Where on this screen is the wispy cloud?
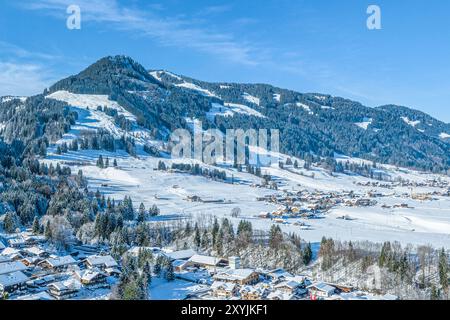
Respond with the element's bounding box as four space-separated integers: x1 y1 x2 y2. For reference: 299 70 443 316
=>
20 0 261 66
0 62 55 97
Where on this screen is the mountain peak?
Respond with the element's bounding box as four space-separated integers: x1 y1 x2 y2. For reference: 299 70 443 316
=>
49 55 159 95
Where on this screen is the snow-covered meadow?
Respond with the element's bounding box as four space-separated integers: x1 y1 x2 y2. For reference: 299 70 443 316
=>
44 91 450 249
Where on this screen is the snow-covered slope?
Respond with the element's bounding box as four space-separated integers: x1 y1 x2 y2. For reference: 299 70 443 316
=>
40 91 450 249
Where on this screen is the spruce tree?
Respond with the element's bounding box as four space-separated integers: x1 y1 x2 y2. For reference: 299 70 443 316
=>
32 216 40 234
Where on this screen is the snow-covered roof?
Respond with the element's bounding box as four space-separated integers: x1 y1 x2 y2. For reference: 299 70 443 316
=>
267 290 295 300
308 282 336 293
275 280 301 290
15 291 54 300
44 255 76 268
0 261 27 275
267 268 293 279
86 255 118 268
0 271 28 288
188 254 222 266
210 281 237 291
0 255 11 264
1 247 21 256
75 269 106 282
213 268 257 281
23 246 47 256
48 278 81 292
164 249 197 261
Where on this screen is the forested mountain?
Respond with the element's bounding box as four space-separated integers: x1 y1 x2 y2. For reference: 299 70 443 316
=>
3 55 450 173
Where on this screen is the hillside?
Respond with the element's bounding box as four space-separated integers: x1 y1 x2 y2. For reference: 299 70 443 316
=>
37 56 450 173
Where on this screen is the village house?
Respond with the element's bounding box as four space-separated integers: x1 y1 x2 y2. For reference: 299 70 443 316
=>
38 255 77 271
213 268 260 286
21 246 49 258
85 255 118 270
48 278 81 300
239 283 269 300
163 249 197 261
274 280 302 295
308 282 336 300
21 256 43 267
15 291 54 300
0 260 27 275
1 247 23 261
210 281 239 299
0 271 29 294
74 269 108 287
262 268 293 283
182 254 228 271
266 290 296 300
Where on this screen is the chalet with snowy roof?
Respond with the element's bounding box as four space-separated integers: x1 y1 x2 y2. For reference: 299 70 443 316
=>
15 291 54 300
183 254 228 271
0 255 11 264
240 284 269 300
85 254 118 270
307 282 336 300
263 268 293 283
0 260 27 275
210 281 239 299
164 249 197 261
21 256 43 267
266 290 296 300
0 271 28 294
274 280 302 294
74 269 108 287
38 255 77 271
213 268 260 286
21 246 49 258
0 248 23 262
48 279 81 300
8 237 26 248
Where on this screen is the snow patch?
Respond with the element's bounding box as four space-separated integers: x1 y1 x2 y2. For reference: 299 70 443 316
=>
175 82 218 98
354 118 373 130
273 93 281 102
439 132 450 139
295 103 314 115
401 116 420 127
242 93 260 106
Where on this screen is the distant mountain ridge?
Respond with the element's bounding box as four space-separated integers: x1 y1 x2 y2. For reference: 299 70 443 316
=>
4 55 450 173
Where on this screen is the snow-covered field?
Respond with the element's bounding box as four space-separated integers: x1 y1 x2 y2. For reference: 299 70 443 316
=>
45 92 450 249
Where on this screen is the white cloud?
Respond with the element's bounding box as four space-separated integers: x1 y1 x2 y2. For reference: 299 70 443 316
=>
0 62 54 97
21 0 260 66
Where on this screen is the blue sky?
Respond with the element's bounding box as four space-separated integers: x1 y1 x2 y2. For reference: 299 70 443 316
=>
1 0 449 122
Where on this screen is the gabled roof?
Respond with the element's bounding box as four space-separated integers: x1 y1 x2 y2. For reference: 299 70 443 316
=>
1 247 21 256
86 255 118 268
213 268 257 281
188 254 223 266
164 249 197 261
210 281 237 291
23 246 47 256
48 278 81 292
0 261 27 275
275 280 301 290
75 269 107 282
307 282 335 293
0 271 28 287
43 255 76 268
15 291 54 300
